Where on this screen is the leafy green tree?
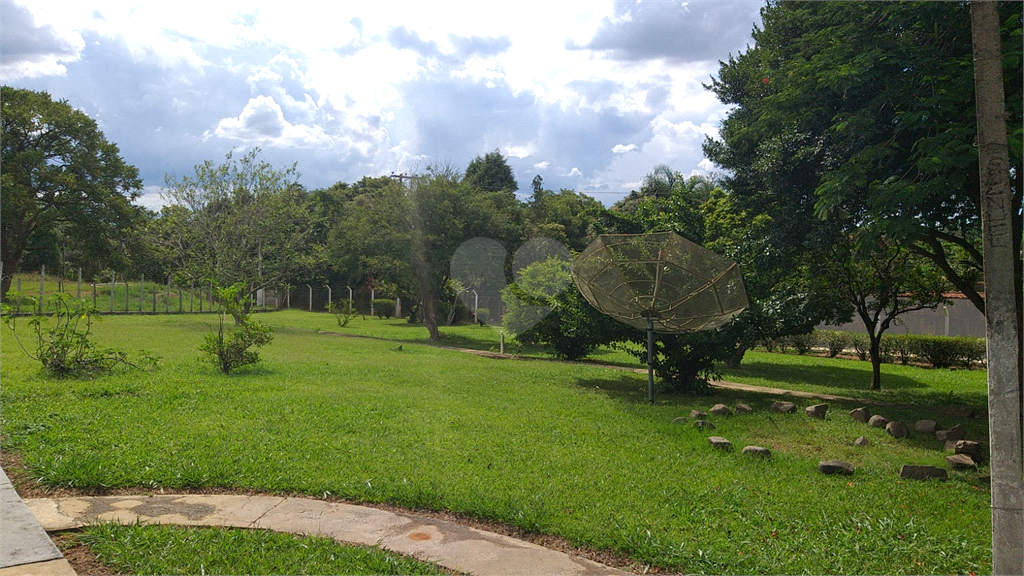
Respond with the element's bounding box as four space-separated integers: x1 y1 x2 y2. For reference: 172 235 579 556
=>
524 186 604 252
199 282 273 374
705 1 1023 314
1 86 144 297
464 150 518 193
158 149 320 322
816 233 950 390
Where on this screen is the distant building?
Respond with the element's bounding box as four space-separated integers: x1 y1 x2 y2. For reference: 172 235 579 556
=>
820 293 986 337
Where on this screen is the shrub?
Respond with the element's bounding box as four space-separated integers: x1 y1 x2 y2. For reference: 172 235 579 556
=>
200 283 273 374
885 334 915 365
760 338 777 353
816 330 849 358
327 300 355 327
2 293 156 378
913 335 983 369
849 332 869 361
787 332 816 355
372 298 396 319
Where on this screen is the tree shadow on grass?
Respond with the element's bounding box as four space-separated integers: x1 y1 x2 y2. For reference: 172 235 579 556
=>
724 361 928 392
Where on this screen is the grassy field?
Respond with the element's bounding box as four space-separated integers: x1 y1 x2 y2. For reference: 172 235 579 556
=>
64 523 448 575
1 310 993 574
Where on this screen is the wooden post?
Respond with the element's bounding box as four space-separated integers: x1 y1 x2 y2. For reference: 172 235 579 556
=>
39 264 45 313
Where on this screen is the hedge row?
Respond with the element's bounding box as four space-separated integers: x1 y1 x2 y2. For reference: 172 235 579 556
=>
762 331 986 369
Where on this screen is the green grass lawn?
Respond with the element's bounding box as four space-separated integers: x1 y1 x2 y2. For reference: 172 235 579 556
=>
70 523 448 575
1 310 993 574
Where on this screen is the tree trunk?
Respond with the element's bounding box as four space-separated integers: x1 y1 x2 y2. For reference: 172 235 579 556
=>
971 3 1024 574
422 296 440 340
868 333 882 391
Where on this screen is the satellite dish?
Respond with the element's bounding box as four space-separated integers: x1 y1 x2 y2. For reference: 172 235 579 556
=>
572 232 749 403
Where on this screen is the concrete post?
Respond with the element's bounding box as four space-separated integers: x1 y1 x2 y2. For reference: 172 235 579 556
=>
77 267 82 299
39 264 45 313
140 273 144 312
110 272 115 313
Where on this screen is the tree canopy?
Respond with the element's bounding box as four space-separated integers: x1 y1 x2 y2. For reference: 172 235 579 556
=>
1 86 144 298
705 1 1023 313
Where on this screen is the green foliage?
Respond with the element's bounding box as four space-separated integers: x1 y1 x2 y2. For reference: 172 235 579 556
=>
912 335 985 370
372 298 396 319
850 332 870 361
1 293 155 378
473 307 489 324
1 86 144 299
785 332 815 355
326 300 355 327
815 330 849 358
199 283 273 374
464 149 518 193
158 149 320 315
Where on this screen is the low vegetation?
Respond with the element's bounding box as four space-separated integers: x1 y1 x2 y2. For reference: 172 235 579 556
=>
0 311 992 575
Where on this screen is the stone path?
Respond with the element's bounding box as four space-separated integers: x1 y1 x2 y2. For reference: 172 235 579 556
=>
0 468 73 576
4 489 627 576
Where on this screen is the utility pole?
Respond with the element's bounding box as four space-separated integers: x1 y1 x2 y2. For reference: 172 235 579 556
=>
389 172 417 186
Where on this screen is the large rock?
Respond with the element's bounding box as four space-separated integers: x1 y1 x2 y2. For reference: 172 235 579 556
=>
770 401 797 414
868 415 890 428
850 407 870 423
671 417 688 424
944 440 959 453
854 436 870 447
734 404 753 415
936 424 965 443
946 454 978 470
954 440 984 460
742 445 771 458
693 420 716 431
710 404 732 416
690 410 708 419
818 460 855 475
914 419 938 434
899 465 948 481
708 436 733 451
885 421 909 439
806 404 828 419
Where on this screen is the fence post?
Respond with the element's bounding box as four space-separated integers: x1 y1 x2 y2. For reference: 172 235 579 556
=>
326 285 332 308
93 282 97 308
167 278 171 313
209 281 214 311
307 284 312 311
110 272 115 313
152 281 157 312
15 277 21 314
125 278 129 312
286 286 290 309
77 267 82 299
140 273 145 312
190 280 194 312
39 264 45 313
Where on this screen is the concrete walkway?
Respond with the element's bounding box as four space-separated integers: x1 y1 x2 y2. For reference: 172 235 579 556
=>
16 493 626 576
0 468 75 576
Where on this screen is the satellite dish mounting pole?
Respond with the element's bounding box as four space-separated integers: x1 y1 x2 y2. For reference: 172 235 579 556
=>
647 317 655 405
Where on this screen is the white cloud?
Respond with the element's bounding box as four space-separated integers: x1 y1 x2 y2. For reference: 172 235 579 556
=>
533 161 550 170
211 95 332 148
612 143 636 153
567 167 582 177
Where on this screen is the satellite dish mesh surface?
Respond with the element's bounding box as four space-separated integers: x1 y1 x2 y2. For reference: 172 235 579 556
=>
572 232 749 333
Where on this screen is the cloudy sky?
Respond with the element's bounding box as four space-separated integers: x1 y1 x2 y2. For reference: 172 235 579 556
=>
2 0 763 209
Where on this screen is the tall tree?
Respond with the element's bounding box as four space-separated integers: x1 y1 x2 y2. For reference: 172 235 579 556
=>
705 2 1022 313
1 86 143 298
158 149 320 321
464 150 518 193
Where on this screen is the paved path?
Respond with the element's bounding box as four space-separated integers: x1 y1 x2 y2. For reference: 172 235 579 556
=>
0 468 74 576
17 493 627 576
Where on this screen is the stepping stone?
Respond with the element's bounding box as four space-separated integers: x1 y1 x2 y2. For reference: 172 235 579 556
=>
734 403 753 414
671 417 688 424
710 404 732 416
899 465 948 481
770 401 797 414
936 424 965 443
914 419 938 434
690 410 708 419
805 404 828 419
954 440 984 460
708 436 733 451
742 445 771 458
868 415 889 428
854 436 870 447
818 460 854 475
850 407 870 423
944 440 959 452
946 454 978 470
693 420 716 431
885 421 909 439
